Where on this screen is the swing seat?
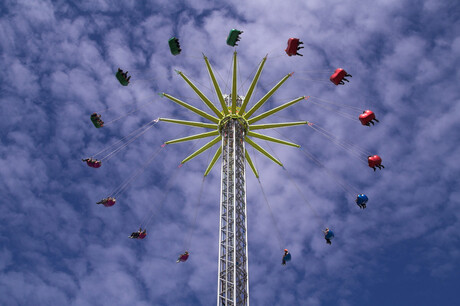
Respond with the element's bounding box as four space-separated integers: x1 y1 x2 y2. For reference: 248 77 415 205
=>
359 110 376 126
356 194 368 205
368 155 382 168
179 254 189 262
325 231 335 240
226 29 243 47
283 253 291 262
138 232 147 239
330 68 347 85
87 160 102 168
90 113 104 128
285 38 301 56
168 37 181 56
116 70 130 86
103 198 116 207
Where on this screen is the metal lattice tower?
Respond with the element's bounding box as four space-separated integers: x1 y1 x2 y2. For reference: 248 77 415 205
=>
159 52 308 305
218 95 249 305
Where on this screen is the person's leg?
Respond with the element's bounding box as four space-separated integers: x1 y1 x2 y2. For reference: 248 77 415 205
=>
374 119 379 122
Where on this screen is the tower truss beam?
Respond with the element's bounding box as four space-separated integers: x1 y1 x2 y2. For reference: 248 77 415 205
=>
218 95 249 306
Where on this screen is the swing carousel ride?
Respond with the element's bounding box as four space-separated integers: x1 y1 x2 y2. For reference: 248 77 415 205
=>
82 29 383 306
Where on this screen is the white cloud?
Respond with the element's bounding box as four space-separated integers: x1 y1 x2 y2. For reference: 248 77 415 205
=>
1 0 460 305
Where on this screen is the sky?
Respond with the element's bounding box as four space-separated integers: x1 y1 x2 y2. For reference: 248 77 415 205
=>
1 0 460 305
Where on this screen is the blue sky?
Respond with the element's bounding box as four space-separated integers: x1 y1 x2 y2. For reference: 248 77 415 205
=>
1 0 459 305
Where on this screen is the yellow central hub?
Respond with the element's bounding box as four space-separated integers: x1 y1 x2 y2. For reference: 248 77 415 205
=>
218 111 249 135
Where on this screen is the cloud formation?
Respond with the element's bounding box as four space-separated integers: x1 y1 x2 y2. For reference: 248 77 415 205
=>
1 0 459 305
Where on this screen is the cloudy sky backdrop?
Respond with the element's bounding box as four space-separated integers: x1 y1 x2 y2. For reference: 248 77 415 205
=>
1 0 459 305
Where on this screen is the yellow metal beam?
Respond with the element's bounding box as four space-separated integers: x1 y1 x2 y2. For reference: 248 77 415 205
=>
245 137 283 167
244 72 293 119
159 118 218 129
161 93 219 123
165 130 219 144
247 131 300 148
203 55 228 115
240 55 267 115
250 121 309 130
175 71 223 118
245 149 259 178
181 136 221 164
204 146 222 176
248 96 306 124
231 51 237 114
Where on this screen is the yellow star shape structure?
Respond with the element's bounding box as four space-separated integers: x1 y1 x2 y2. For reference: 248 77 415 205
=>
160 51 310 178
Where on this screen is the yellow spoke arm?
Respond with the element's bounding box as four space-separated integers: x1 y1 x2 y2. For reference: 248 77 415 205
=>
245 137 283 167
247 131 300 148
204 146 222 176
165 130 220 145
240 55 267 114
248 96 307 124
231 51 237 114
244 72 293 119
245 149 259 178
176 70 223 118
159 118 218 129
161 93 219 123
250 121 309 130
203 54 228 115
181 136 221 164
